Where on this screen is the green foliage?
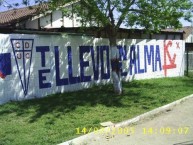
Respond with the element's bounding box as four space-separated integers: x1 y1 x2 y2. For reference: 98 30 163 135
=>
0 0 192 32
48 0 193 31
0 77 193 144
1 0 192 38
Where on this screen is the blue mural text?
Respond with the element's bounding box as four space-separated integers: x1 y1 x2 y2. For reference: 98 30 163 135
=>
36 45 162 89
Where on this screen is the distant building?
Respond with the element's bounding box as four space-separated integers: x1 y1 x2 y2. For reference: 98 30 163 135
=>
180 26 193 43
180 26 193 73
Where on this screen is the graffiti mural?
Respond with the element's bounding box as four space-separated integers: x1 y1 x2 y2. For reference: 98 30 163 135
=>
0 53 12 79
0 34 185 104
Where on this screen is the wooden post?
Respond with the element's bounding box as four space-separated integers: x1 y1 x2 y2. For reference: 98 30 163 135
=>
186 47 189 76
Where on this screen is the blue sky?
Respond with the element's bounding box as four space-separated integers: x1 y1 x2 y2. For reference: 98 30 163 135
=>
180 18 192 26
0 0 192 27
0 0 37 11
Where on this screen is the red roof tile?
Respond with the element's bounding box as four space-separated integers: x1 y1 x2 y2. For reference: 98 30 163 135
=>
0 3 49 25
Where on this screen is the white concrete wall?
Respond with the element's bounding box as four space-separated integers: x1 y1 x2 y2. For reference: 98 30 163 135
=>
0 34 185 104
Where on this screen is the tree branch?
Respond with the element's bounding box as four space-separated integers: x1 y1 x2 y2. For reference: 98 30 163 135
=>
81 0 110 26
116 0 136 28
107 0 115 25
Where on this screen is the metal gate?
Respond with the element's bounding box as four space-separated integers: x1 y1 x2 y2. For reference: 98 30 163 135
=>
185 43 193 77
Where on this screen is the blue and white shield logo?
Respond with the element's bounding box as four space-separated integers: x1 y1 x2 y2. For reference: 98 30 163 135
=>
11 39 34 96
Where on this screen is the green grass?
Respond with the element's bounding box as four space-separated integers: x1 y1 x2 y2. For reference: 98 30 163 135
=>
1 76 193 145
185 70 193 78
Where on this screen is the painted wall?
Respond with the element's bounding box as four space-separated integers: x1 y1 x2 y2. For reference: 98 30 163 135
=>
0 34 185 104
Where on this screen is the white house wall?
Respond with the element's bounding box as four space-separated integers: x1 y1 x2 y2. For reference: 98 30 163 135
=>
0 34 185 104
25 8 87 29
185 35 193 43
40 13 52 28
52 10 63 28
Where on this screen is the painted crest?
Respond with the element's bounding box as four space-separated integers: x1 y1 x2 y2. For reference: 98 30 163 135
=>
11 39 34 96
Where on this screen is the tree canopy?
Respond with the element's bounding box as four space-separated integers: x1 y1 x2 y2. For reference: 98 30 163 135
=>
48 0 193 31
1 0 192 31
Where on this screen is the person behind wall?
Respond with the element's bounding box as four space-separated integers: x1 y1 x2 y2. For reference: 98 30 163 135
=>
111 46 122 95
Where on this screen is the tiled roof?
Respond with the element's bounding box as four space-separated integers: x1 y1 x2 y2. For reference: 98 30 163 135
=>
163 26 193 40
180 26 193 39
0 3 49 26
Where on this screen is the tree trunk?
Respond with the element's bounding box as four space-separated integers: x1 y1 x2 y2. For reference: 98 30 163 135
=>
108 26 122 95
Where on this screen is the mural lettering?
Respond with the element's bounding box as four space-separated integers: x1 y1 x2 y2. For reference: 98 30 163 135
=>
163 40 177 76
37 45 110 88
35 44 163 89
129 45 162 75
118 45 127 76
0 35 184 103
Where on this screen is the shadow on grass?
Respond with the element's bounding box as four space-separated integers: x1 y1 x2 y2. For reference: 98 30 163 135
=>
1 77 193 123
0 81 143 123
0 83 141 123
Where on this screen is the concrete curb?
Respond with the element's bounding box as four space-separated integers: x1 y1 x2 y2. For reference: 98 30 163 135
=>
58 94 193 145
115 94 193 128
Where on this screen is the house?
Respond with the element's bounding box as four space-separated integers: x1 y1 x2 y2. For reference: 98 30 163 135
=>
180 26 193 43
0 2 184 40
180 26 193 73
0 2 83 29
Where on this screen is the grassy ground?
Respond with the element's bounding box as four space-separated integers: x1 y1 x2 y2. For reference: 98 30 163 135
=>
186 70 193 78
0 76 193 145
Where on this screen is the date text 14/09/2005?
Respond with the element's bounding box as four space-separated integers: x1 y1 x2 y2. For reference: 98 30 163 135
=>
76 126 190 135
